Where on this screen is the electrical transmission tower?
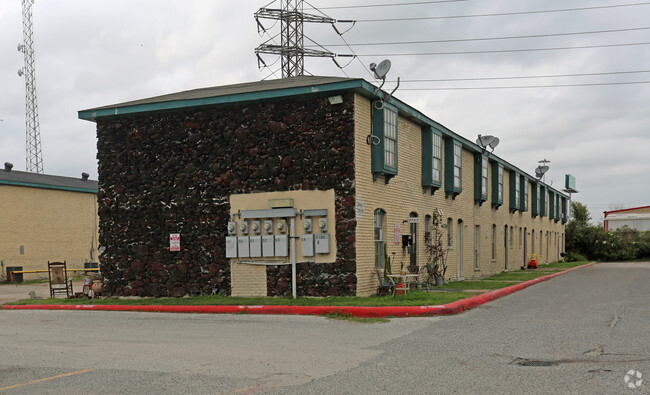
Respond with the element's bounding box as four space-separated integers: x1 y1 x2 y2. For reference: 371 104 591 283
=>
17 0 43 174
255 0 351 78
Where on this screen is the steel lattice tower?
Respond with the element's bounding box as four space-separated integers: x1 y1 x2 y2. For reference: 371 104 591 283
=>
18 0 43 174
255 0 336 78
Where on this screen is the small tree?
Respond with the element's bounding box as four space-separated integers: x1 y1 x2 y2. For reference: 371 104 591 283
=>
423 208 448 285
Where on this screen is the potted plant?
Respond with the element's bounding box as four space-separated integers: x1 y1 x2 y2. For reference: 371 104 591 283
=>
423 208 448 286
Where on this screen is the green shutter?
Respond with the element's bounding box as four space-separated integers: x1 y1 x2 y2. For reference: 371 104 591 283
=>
444 139 462 198
509 171 518 212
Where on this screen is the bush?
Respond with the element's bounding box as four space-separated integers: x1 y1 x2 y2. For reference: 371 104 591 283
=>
564 251 586 262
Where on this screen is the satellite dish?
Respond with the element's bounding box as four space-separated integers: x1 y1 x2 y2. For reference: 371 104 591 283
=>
370 59 391 80
535 165 549 179
476 134 499 152
17 69 24 77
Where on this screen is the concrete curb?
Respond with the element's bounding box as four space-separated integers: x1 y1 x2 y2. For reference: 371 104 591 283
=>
1 263 595 317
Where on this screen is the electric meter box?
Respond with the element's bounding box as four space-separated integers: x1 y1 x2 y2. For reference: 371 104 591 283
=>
274 234 289 257
249 236 262 257
315 234 330 254
238 236 250 258
262 235 275 257
300 234 314 257
226 236 238 258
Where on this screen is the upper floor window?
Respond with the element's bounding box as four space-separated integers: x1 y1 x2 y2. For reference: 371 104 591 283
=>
522 178 529 212
384 108 397 168
421 127 442 194
371 103 398 183
481 157 488 197
432 133 442 183
444 139 462 198
492 162 503 209
453 144 462 189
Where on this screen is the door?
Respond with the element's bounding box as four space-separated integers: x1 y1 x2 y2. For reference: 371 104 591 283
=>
523 228 528 267
474 225 480 270
409 212 418 267
457 219 464 279
504 225 508 271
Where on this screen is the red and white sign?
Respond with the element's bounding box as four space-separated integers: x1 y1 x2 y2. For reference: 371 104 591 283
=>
170 233 181 252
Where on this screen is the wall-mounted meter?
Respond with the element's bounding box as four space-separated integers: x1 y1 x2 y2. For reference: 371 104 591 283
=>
239 221 249 235
263 220 274 234
303 218 313 233
318 218 328 232
251 220 261 234
277 219 287 233
227 221 237 235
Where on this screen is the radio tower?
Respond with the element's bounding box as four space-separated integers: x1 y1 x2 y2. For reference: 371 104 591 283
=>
17 0 43 174
255 0 340 78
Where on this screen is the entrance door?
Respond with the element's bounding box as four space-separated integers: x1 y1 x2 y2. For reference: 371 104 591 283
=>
474 225 480 270
457 219 464 279
409 212 418 267
523 228 528 267
504 225 508 271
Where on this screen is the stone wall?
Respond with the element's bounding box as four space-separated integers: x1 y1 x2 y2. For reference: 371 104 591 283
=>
96 93 356 297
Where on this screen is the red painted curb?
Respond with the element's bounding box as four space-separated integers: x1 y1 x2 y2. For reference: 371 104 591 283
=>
1 263 594 317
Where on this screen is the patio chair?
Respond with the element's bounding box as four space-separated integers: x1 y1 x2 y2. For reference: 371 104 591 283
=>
48 261 73 298
375 268 396 298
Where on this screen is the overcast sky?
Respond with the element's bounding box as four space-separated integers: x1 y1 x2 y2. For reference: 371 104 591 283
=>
1 0 649 223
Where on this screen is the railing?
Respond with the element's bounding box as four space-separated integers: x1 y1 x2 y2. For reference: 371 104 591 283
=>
8 268 100 283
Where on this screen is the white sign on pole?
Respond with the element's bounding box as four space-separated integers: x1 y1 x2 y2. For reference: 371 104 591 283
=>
170 233 181 252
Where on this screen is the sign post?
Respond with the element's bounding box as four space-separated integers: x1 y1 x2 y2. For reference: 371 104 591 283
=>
170 233 181 252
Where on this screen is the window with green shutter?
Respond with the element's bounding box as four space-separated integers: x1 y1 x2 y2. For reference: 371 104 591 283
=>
492 162 503 209
371 103 398 183
510 171 520 212
444 139 462 198
474 154 488 205
421 127 442 194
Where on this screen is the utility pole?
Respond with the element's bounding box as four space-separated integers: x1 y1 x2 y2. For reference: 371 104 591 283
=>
255 0 346 78
17 0 44 174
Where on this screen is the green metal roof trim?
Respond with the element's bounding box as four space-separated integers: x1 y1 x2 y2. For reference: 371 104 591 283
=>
0 169 98 194
78 75 566 198
0 180 97 194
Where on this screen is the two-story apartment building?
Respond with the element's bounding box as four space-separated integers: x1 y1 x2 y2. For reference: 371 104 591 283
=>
79 76 567 297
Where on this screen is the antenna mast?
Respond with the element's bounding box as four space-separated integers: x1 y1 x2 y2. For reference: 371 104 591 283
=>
255 0 340 78
17 0 43 174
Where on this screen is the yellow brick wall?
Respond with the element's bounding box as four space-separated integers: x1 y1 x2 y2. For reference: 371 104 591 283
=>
354 94 565 296
0 185 99 278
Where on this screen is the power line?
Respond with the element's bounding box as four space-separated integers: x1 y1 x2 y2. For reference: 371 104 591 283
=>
356 41 650 56
308 0 468 10
309 26 650 48
399 80 650 90
351 2 650 22
394 69 650 83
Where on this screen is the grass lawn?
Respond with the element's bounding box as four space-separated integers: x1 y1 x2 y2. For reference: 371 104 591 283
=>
5 261 591 307
7 290 472 307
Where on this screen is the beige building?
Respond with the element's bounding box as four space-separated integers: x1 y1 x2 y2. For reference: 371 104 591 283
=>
0 162 99 281
79 76 567 297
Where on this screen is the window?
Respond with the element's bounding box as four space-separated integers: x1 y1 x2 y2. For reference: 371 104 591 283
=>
371 103 398 183
384 108 397 168
421 127 442 194
492 162 503 208
522 178 529 212
444 139 462 198
482 157 488 197
374 209 386 269
447 218 453 248
510 226 513 247
510 172 520 212
424 215 432 246
454 144 462 189
475 154 488 204
432 133 442 182
535 184 541 217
